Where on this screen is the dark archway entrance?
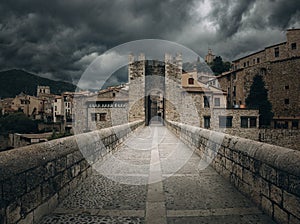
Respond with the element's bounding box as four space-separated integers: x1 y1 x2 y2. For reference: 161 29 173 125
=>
146 91 164 125
144 60 166 126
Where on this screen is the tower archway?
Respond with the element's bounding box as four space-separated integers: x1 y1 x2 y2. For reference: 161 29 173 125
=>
146 90 164 125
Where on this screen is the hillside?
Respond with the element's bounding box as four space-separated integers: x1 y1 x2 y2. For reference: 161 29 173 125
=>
183 61 213 74
0 69 77 98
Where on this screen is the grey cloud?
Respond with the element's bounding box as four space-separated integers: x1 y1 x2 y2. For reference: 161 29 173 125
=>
201 0 300 60
209 0 256 39
0 0 299 87
0 0 197 85
209 0 300 39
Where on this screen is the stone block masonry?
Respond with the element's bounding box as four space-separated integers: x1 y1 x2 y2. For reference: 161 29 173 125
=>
166 120 300 224
259 129 300 151
0 120 144 224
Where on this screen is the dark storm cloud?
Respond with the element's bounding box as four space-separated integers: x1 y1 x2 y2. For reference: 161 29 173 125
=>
0 0 299 87
203 0 300 60
268 0 300 28
209 0 256 38
0 0 198 84
209 0 300 39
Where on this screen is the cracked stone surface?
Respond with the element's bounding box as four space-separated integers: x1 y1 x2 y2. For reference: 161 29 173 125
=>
39 124 275 224
40 214 144 224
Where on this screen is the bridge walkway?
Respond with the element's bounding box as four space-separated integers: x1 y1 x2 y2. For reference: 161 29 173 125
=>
39 124 275 224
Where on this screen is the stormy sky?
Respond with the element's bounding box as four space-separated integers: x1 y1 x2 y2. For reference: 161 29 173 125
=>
0 0 299 87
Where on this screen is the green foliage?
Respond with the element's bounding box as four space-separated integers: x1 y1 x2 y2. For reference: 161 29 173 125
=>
0 112 38 134
246 75 274 127
210 56 231 75
48 131 72 140
0 69 77 98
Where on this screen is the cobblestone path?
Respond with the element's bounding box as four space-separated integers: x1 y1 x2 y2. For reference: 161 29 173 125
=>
39 124 275 224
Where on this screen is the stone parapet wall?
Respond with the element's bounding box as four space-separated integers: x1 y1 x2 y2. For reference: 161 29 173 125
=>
166 120 300 224
259 129 300 151
0 120 144 224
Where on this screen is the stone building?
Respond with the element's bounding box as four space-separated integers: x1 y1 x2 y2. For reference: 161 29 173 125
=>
53 92 78 133
11 93 43 118
0 98 14 115
37 86 51 97
127 53 259 139
86 86 129 131
8 132 52 149
73 53 259 139
9 86 55 122
216 28 300 129
128 53 184 125
53 96 64 123
73 86 129 133
205 48 215 64
181 71 259 139
36 86 56 122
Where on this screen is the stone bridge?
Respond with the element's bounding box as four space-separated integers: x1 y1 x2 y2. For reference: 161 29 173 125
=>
0 120 300 224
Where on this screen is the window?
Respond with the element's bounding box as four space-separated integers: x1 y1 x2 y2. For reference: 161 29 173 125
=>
233 86 236 97
260 68 267 76
100 113 106 121
91 113 107 121
247 61 249 67
292 121 299 129
112 92 116 97
250 117 257 128
244 62 246 67
275 47 279 57
275 121 288 129
257 58 260 63
285 85 289 90
204 116 210 129
188 78 194 85
54 106 57 111
241 117 257 128
204 96 210 108
214 98 220 106
241 117 248 128
91 113 97 121
219 116 233 128
253 59 255 64
291 43 297 50
284 99 289 105
233 73 236 80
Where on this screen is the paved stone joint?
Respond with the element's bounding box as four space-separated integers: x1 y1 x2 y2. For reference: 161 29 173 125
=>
39 124 275 224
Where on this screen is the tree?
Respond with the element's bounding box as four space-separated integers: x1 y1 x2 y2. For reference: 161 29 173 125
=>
0 112 38 134
246 75 273 127
210 56 231 75
223 61 231 72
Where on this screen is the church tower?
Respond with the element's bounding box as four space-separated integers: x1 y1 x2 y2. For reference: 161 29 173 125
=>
205 48 215 64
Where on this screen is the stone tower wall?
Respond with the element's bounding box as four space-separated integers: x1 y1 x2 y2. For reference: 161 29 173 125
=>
128 54 146 122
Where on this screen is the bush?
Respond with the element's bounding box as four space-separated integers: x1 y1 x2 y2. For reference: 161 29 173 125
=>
0 112 38 134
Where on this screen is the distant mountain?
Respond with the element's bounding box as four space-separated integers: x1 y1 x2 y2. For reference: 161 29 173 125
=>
0 69 77 98
183 61 213 74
